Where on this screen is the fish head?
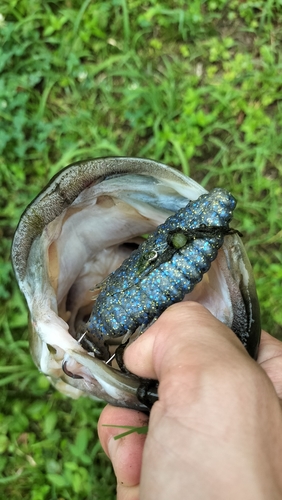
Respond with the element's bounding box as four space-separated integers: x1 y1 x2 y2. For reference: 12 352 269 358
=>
12 157 260 410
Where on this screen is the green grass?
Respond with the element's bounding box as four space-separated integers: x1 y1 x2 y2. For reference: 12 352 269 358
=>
1 0 282 497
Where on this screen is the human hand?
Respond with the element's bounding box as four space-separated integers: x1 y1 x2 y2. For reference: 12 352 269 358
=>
98 302 282 500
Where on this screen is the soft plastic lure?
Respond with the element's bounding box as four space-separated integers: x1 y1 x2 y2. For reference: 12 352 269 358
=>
84 188 237 360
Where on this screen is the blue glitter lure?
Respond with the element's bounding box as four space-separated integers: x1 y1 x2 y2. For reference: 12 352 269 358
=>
85 188 237 360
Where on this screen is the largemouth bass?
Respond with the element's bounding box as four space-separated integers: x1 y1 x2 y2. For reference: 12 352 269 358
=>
11 158 260 411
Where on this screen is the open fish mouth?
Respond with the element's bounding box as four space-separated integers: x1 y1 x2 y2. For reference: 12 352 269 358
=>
11 157 260 411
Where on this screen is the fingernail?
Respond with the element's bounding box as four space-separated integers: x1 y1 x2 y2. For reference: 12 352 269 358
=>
108 436 119 461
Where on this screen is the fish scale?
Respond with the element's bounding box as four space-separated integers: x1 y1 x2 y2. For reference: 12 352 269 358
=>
85 188 237 359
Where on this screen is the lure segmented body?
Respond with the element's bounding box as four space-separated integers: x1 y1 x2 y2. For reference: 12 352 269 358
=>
86 188 236 359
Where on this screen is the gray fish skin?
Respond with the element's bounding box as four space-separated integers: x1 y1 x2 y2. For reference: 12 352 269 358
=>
87 188 236 358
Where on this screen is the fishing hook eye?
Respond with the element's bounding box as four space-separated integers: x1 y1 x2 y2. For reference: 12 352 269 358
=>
148 250 158 262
